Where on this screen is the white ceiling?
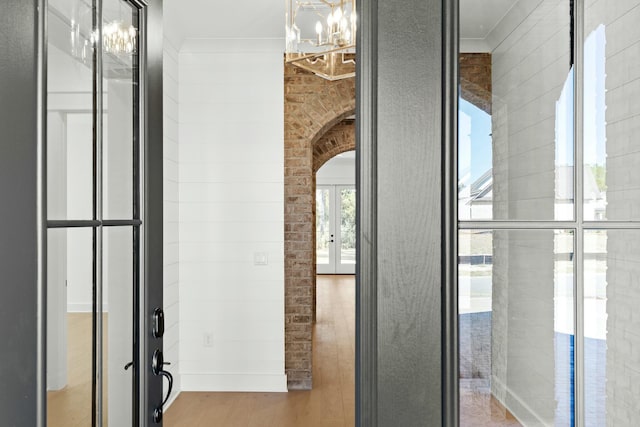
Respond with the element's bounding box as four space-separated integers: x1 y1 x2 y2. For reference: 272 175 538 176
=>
164 0 515 49
460 0 515 39
164 0 285 45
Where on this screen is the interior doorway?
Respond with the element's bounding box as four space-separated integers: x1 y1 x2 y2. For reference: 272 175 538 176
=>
316 182 356 274
315 150 357 276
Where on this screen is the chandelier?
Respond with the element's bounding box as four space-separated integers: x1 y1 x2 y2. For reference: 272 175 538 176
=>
67 2 137 64
102 21 137 55
285 0 356 81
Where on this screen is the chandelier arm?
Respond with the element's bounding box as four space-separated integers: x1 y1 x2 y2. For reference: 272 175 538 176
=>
285 44 355 63
287 0 355 80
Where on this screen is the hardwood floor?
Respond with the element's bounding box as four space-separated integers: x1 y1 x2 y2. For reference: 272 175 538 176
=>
47 313 94 427
48 277 520 426
460 384 522 426
165 274 356 427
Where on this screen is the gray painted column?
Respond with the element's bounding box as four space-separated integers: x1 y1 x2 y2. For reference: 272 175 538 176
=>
0 1 42 425
357 0 448 425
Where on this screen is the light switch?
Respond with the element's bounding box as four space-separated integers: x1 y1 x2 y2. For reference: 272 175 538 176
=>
254 252 268 265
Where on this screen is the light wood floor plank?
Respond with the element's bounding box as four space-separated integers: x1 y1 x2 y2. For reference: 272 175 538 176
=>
165 275 355 427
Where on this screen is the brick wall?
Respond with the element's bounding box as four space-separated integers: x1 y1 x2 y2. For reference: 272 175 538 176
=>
460 53 492 114
284 63 355 389
313 120 355 172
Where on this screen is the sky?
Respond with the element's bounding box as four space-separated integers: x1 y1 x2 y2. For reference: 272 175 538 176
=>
458 24 606 188
459 97 492 185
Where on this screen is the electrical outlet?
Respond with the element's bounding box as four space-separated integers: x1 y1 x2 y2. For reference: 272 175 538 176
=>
203 333 214 347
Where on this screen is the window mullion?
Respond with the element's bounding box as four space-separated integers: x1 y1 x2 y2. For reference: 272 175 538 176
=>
93 0 105 424
573 0 586 425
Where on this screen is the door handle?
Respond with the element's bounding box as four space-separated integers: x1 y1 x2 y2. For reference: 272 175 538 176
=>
152 349 173 423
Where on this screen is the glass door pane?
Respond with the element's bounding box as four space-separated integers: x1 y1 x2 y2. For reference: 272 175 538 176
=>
316 186 334 273
46 1 143 425
47 228 95 427
336 186 356 274
103 227 136 426
458 229 575 426
583 2 640 221
102 0 139 220
459 1 576 425
458 0 574 221
584 229 640 426
47 0 95 221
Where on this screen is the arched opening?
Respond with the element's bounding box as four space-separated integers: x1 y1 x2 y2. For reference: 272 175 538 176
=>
284 63 355 389
312 119 356 317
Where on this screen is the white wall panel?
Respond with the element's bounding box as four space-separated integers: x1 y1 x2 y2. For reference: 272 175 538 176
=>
178 203 284 223
179 182 284 203
316 155 356 186
163 34 181 405
178 38 285 392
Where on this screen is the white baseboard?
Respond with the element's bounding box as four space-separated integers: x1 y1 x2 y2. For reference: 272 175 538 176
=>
492 376 550 426
164 388 180 410
47 370 67 391
181 373 288 393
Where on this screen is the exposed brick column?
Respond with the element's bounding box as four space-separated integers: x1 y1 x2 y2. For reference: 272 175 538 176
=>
460 53 492 114
284 63 355 389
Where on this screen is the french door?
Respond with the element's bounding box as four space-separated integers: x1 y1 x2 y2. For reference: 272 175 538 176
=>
317 185 356 274
44 0 166 425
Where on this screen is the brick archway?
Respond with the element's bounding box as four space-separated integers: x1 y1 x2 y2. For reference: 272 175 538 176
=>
313 119 356 173
284 63 355 389
310 119 355 343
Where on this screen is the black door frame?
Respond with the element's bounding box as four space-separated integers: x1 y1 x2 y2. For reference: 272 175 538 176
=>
143 0 165 424
0 1 45 425
0 0 163 425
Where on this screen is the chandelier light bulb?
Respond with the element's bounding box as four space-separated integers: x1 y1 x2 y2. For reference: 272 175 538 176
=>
102 21 137 55
334 7 342 22
316 21 323 44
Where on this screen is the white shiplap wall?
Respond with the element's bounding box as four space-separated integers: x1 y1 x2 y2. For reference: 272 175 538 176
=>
178 39 286 392
487 0 571 424
585 1 640 425
163 35 181 404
